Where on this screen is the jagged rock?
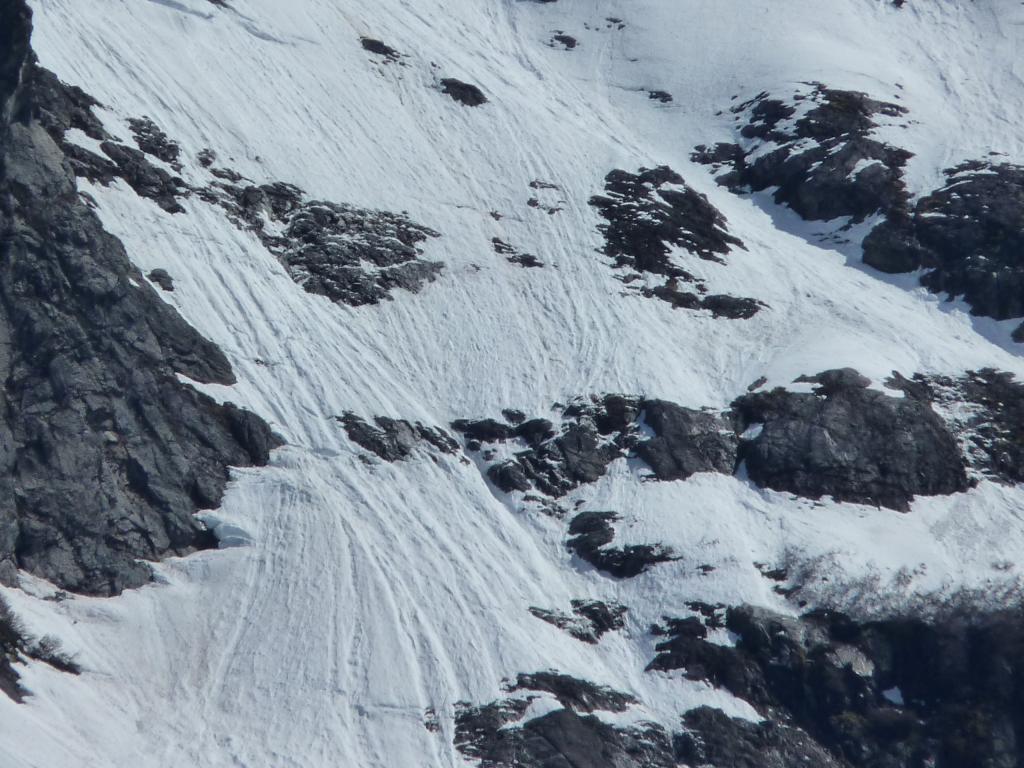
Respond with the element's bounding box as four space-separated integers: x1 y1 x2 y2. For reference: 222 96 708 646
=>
651 603 1024 768
648 90 673 103
127 116 181 168
863 162 1024 332
635 399 738 480
590 165 743 272
491 237 544 268
511 671 636 713
695 85 911 223
205 180 443 306
451 418 515 443
889 368 1024 485
440 78 487 106
339 413 458 461
640 283 763 319
0 594 79 702
529 599 627 643
0 11 281 595
360 37 402 63
456 394 739 498
589 166 761 317
677 707 846 768
96 140 187 213
147 268 174 291
455 673 677 768
567 511 677 578
733 369 968 510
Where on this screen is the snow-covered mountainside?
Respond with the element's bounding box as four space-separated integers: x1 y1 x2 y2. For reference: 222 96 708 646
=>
3 0 1024 765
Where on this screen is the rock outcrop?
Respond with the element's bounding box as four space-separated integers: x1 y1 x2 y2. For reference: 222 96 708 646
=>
0 2 280 595
589 166 763 317
733 369 969 510
694 85 911 223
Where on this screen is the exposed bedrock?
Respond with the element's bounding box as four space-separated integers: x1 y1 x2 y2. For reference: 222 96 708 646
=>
863 162 1024 338
338 413 458 461
454 672 677 768
693 85 911 223
732 369 969 510
696 86 1024 339
455 369 988 511
0 3 280 596
589 165 764 317
654 604 1024 768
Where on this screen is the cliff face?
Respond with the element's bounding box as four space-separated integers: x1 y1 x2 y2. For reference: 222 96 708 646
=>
0 1 278 596
5 0 1024 766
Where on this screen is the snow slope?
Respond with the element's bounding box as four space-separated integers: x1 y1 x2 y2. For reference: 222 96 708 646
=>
3 0 1024 765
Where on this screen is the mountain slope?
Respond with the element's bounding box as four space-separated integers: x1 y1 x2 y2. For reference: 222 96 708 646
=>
3 0 1024 766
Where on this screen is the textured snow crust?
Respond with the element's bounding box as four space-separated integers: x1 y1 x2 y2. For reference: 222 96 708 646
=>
4 0 1024 765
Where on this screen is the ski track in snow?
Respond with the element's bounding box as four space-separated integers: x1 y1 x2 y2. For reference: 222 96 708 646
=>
3 0 1024 765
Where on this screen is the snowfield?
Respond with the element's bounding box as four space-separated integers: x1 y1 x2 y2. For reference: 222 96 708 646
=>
4 0 1024 765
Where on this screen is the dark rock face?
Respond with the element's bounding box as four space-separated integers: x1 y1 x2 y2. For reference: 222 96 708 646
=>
338 413 458 461
639 281 763 319
678 707 845 768
491 237 543 268
127 116 181 169
864 162 1024 336
653 604 1024 768
695 85 911 223
0 594 80 702
0 6 280 595
203 178 443 306
889 368 1024 485
455 394 739 499
510 671 636 713
566 511 677 578
27 49 444 308
589 166 762 317
148 267 174 291
455 673 677 768
440 78 487 106
591 166 743 269
26 69 189 214
636 399 739 480
733 369 968 510
360 37 403 63
529 599 627 643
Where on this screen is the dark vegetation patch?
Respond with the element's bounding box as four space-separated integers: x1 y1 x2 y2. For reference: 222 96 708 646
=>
338 413 458 462
589 166 762 317
0 7 281 596
653 603 1024 768
529 599 627 643
440 78 487 107
0 595 80 702
455 672 676 768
